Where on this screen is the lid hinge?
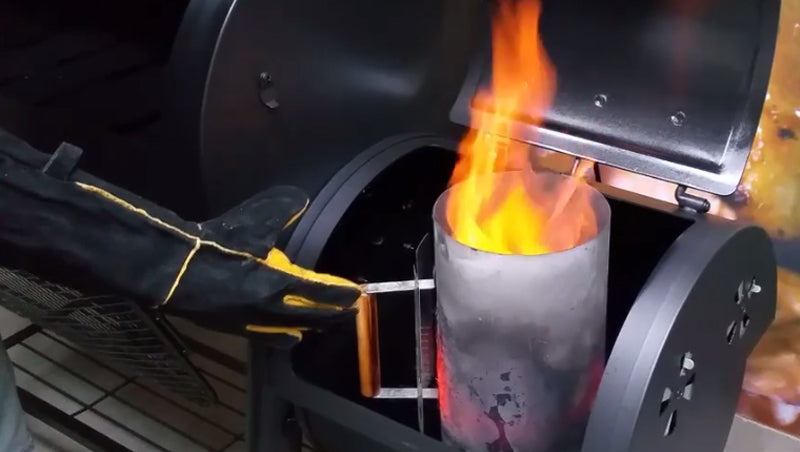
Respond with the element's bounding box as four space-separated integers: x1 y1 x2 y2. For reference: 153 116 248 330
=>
675 185 710 214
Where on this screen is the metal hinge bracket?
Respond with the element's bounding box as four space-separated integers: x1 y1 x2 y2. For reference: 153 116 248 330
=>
674 185 710 214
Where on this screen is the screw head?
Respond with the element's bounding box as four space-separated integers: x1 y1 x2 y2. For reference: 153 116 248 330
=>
258 72 273 88
670 111 686 127
593 94 608 108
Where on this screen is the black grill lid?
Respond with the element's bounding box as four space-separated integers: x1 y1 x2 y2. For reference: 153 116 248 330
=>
450 0 780 196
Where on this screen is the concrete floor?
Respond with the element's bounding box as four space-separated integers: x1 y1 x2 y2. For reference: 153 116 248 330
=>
1 306 249 451
4 302 798 452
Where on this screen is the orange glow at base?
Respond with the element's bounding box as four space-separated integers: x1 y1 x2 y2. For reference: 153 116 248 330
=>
446 0 597 255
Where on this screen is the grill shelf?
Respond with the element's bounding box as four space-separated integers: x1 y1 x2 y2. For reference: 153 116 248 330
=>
0 266 217 407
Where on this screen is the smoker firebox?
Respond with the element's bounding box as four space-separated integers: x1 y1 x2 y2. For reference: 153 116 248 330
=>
0 0 783 450
247 1 781 448
258 142 776 452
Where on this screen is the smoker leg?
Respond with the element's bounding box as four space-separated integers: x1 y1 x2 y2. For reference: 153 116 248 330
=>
251 342 456 452
247 340 302 452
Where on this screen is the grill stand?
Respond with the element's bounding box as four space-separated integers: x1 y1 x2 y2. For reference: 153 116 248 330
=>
247 341 456 452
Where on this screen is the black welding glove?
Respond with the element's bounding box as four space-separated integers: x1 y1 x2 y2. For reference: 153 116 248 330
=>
0 129 363 342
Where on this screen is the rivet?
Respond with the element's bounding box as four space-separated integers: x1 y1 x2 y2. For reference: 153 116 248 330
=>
670 111 686 127
593 94 608 108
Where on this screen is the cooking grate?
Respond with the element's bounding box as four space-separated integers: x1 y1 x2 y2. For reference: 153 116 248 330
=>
0 266 217 407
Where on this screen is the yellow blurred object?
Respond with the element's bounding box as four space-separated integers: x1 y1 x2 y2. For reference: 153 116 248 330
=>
774 268 800 326
737 1 800 435
746 316 800 405
744 268 800 409
737 0 800 239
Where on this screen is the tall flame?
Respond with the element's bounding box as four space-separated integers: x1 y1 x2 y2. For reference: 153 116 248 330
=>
446 0 597 255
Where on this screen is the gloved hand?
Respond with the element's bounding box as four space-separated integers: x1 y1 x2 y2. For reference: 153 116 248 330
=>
0 129 363 343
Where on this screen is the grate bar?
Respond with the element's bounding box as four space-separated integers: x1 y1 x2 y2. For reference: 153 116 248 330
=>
0 267 216 406
17 388 132 452
13 344 217 449
2 324 41 348
70 377 135 417
41 331 241 434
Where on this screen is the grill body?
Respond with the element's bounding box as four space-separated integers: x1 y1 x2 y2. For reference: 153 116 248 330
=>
0 0 784 450
278 144 776 452
164 0 779 450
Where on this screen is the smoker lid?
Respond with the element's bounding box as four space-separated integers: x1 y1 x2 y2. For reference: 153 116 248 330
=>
450 0 780 196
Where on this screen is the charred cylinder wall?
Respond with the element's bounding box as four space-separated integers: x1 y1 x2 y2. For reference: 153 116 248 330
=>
433 172 611 452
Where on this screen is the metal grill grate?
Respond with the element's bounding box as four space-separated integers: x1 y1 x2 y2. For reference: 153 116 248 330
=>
0 266 217 406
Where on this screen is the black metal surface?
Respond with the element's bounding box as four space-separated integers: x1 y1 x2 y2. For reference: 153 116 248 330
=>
675 185 711 213
450 0 780 196
285 134 458 265
583 219 777 452
252 187 776 452
281 140 698 451
0 2 780 450
0 0 193 216
161 0 235 217
286 143 456 451
169 0 485 215
247 343 298 452
17 388 131 452
248 342 458 452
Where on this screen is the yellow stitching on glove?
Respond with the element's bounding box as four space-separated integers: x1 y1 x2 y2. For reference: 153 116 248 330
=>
282 198 309 231
283 295 346 311
75 182 361 309
162 238 201 305
77 182 256 259
245 325 308 339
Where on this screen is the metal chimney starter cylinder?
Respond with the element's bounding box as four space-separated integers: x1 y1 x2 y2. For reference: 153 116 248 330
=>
434 171 611 452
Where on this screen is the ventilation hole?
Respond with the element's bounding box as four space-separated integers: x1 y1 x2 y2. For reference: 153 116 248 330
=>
664 411 677 436
683 374 695 401
726 320 737 344
735 281 744 305
660 387 672 415
680 352 694 377
740 313 751 337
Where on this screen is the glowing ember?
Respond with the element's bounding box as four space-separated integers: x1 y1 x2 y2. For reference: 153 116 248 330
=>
446 0 597 255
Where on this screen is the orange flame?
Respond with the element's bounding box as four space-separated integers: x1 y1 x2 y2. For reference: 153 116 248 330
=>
446 0 597 255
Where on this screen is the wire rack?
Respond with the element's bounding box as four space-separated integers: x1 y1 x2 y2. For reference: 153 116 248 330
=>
0 266 217 407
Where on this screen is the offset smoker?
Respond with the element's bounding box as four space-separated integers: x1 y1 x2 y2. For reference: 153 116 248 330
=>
165 0 781 451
